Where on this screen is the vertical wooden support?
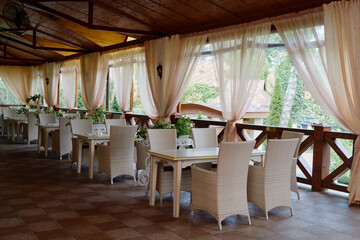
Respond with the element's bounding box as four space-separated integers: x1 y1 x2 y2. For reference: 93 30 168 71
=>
312 123 331 191
57 71 61 107
88 1 93 25
105 68 110 111
129 82 134 111
33 30 36 47
177 101 181 113
75 68 78 108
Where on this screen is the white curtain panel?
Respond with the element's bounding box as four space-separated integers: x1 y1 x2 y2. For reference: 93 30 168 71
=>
43 62 61 107
61 60 80 109
324 1 360 205
80 52 109 111
275 3 360 204
0 66 34 104
144 34 207 119
209 22 271 141
109 48 142 116
135 49 157 118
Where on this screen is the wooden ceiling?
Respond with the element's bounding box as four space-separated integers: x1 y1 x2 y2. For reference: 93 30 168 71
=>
0 0 334 65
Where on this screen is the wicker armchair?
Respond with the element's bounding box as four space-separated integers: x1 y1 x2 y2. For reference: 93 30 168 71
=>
247 139 298 219
38 113 56 148
70 119 93 166
3 108 15 139
191 141 256 230
104 119 126 134
23 112 38 144
97 125 137 184
52 117 72 159
147 129 192 203
281 131 304 199
192 128 218 170
38 113 56 124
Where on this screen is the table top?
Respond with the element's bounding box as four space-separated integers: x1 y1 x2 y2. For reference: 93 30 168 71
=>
146 147 265 161
7 117 27 121
74 133 110 140
36 123 59 128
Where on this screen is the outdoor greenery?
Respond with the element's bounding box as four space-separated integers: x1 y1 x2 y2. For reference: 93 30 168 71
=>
181 82 219 104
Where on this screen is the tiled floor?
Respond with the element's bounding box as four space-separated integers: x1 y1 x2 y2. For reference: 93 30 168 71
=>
1 138 360 240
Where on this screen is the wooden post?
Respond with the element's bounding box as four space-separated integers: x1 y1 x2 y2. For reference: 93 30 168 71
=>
177 101 181 113
129 82 134 112
312 123 331 191
75 68 78 108
105 69 109 111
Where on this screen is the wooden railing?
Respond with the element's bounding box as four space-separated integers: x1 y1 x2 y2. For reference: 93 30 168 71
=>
124 113 355 193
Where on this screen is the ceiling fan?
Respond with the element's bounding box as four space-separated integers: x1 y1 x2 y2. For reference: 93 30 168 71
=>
2 1 30 34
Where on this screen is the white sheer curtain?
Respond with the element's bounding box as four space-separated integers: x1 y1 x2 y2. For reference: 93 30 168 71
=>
208 22 271 141
135 49 156 117
80 52 109 111
43 62 61 107
0 66 34 105
274 4 360 204
143 34 207 119
61 60 79 109
109 48 143 117
324 1 360 205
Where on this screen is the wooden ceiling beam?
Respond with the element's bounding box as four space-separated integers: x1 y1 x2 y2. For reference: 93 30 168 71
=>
0 34 89 52
0 14 88 50
0 45 46 63
0 41 48 59
22 0 163 36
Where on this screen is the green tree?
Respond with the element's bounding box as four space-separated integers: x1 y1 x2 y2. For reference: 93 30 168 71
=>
110 96 121 112
265 77 283 126
181 82 219 103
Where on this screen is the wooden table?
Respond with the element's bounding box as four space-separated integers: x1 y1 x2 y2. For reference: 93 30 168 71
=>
37 123 59 157
7 117 27 143
146 147 265 218
74 133 110 179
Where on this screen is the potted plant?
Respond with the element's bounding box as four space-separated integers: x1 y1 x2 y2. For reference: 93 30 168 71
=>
88 107 106 132
175 116 194 138
15 107 29 117
26 94 42 109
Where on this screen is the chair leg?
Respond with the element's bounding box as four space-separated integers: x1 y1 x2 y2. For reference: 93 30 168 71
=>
159 194 163 204
59 155 62 160
191 210 194 217
296 191 300 200
265 211 269 220
217 220 222 230
110 178 113 184
247 215 252 225
290 207 294 216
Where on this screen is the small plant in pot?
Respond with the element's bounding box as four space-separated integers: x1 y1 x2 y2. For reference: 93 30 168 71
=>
175 116 194 139
87 107 106 132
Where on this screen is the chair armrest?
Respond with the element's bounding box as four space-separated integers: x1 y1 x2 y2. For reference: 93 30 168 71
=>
248 165 265 182
97 144 110 154
192 166 217 185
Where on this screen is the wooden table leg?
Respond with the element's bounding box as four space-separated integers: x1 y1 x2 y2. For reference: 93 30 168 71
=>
149 156 158 207
44 129 49 157
17 123 21 143
11 120 15 142
89 140 95 179
37 127 42 154
7 120 10 139
173 161 182 218
77 139 82 173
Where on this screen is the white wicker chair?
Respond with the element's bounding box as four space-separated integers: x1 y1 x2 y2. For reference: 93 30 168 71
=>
147 128 192 203
192 128 218 170
247 139 298 219
105 119 126 134
191 141 256 230
23 112 38 144
52 117 72 159
70 119 93 166
38 113 56 124
97 125 137 184
281 131 304 200
3 108 15 139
